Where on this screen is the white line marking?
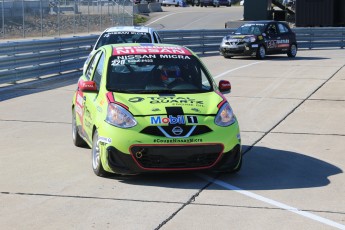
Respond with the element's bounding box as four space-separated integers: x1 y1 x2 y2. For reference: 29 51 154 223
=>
145 13 178 26
213 61 265 79
145 11 201 26
198 174 345 230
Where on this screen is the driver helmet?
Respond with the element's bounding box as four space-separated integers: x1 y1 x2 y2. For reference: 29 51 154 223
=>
160 65 181 85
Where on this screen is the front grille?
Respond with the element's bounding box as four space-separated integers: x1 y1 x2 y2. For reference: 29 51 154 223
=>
130 144 223 169
140 125 212 137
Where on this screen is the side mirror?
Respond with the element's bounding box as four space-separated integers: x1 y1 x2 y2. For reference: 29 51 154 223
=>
218 80 231 94
78 80 98 92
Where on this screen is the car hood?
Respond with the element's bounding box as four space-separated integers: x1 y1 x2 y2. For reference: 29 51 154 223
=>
112 92 225 116
225 34 253 40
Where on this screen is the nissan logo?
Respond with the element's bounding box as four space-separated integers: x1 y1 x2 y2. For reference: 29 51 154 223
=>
172 126 183 136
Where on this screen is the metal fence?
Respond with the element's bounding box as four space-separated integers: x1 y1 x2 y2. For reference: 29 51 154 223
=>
0 0 134 39
0 27 344 87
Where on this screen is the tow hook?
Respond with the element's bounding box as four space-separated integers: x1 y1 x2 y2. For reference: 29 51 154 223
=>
135 148 145 159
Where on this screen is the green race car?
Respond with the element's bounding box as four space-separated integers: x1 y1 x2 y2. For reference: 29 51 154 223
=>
72 43 242 177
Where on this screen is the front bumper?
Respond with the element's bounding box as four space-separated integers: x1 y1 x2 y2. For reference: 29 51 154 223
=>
106 143 241 174
220 44 257 56
98 119 241 174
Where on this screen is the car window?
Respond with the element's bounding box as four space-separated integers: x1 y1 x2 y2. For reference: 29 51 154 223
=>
95 31 152 49
106 55 213 93
85 51 102 80
235 23 265 35
277 23 289 34
92 52 105 91
267 23 278 35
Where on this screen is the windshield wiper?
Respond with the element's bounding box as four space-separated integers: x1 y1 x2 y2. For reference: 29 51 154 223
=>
107 88 134 93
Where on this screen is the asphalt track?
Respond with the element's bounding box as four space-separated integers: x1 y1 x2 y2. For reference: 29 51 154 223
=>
1 6 345 230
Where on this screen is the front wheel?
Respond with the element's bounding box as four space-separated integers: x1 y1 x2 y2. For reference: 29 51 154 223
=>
256 45 266 60
287 43 297 57
92 130 109 177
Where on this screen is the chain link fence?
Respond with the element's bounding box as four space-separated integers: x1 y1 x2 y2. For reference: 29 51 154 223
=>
0 0 134 39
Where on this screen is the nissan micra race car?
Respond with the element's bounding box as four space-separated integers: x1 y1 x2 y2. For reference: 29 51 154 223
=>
220 20 297 59
83 26 162 73
72 43 242 177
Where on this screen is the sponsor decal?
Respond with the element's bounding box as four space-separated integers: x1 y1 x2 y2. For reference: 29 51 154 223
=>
150 115 198 125
267 39 290 49
104 31 148 36
76 93 84 106
191 108 201 113
153 138 203 143
75 104 83 116
75 92 84 117
98 136 112 144
187 115 198 124
276 39 290 44
147 96 204 107
151 115 185 125
277 44 290 48
128 97 145 103
112 46 192 55
252 44 259 48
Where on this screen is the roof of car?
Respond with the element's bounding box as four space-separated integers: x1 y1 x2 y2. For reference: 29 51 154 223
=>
104 26 153 33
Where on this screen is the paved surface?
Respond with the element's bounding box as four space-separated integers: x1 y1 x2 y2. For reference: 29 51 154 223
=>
145 5 244 30
1 49 345 229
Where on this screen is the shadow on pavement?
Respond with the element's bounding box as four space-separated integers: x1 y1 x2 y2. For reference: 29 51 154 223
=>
118 145 342 191
0 72 80 102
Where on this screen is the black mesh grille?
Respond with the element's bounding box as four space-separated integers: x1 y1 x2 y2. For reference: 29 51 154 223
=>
140 125 212 137
130 144 223 169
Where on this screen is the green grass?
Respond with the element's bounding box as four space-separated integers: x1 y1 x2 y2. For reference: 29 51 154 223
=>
134 14 149 25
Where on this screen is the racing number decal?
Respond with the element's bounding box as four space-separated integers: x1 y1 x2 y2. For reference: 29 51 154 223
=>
267 40 277 49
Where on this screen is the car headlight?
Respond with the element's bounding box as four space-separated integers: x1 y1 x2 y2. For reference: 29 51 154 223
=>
243 36 256 43
215 102 236 127
106 103 137 128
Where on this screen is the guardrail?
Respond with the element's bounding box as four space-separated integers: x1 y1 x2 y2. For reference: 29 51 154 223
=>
0 27 344 87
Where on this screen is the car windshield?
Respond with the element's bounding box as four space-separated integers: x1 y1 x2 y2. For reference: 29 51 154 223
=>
95 31 152 49
235 23 266 35
106 55 214 94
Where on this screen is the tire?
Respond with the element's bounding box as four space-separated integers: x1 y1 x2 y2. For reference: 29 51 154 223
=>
287 43 297 57
72 108 87 147
92 130 109 177
224 55 233 59
256 45 266 60
231 154 242 173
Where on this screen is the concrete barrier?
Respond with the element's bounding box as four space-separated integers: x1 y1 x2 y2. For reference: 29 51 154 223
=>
137 3 150 14
148 2 163 12
133 5 139 14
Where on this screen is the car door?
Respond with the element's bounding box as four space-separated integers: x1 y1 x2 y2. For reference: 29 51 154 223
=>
265 22 280 53
276 22 292 52
82 50 105 143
